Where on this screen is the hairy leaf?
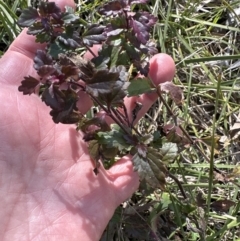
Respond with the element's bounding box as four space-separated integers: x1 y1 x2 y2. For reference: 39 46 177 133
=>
88 140 100 163
17 7 39 27
18 76 40 95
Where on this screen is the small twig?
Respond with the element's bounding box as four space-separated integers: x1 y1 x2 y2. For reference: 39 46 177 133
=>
168 172 188 199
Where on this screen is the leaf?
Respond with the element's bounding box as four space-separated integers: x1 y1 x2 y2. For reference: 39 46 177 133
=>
83 24 106 47
130 18 149 44
132 153 161 188
58 35 80 49
88 140 100 163
160 143 178 163
101 146 119 160
61 6 79 24
147 157 167 190
163 123 190 145
38 1 61 17
127 78 154 96
27 22 45 36
93 45 121 69
88 140 101 175
35 32 51 43
17 7 39 27
98 1 128 16
210 200 235 212
34 50 53 70
97 124 131 151
159 82 183 105
85 66 129 107
129 12 157 44
37 65 57 81
81 116 110 133
18 76 39 95
227 166 240 179
42 85 80 124
48 42 66 59
87 68 119 85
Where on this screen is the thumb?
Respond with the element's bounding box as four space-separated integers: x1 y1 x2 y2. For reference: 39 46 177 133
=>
107 156 139 205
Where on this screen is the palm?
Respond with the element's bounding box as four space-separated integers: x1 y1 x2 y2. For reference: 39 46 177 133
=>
1 75 134 240
0 1 175 240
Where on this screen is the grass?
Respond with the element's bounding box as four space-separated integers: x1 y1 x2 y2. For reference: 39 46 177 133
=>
1 0 240 240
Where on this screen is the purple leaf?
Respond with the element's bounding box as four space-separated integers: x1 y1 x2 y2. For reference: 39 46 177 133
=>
58 36 80 49
37 65 57 79
34 50 53 70
42 85 80 124
98 1 129 16
27 22 45 35
129 12 157 44
83 24 106 47
17 7 39 27
87 80 129 107
38 1 61 17
18 76 40 95
130 18 149 44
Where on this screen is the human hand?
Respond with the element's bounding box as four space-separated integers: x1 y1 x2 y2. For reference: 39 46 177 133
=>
0 0 175 240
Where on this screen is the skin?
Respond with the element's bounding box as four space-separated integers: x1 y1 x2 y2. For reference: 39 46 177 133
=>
0 0 175 240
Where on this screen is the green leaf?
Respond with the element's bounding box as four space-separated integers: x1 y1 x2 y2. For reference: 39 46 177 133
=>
61 6 79 24
88 140 100 161
97 124 131 151
110 46 121 68
127 78 154 96
160 143 178 163
48 42 66 59
35 32 51 43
